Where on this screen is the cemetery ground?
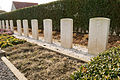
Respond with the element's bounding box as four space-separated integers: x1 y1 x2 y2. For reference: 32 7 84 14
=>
1 34 84 80
0 28 120 80
3 43 84 80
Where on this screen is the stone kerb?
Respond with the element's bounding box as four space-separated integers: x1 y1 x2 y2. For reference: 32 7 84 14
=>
17 20 22 36
60 18 73 49
23 20 29 37
5 20 9 29
31 19 38 40
88 17 110 55
43 19 52 43
10 20 14 31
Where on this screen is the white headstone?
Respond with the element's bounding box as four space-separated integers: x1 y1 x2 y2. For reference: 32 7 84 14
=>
43 19 52 43
0 20 1 29
88 17 110 55
5 20 9 29
23 20 29 37
31 19 38 40
17 20 22 36
2 20 5 29
60 18 73 48
10 20 14 31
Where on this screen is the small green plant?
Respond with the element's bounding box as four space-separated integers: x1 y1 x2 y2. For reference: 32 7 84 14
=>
71 46 120 80
0 34 26 48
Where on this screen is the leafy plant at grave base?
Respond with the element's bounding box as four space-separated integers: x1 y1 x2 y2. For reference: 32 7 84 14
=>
0 34 26 48
1 42 13 48
71 46 120 80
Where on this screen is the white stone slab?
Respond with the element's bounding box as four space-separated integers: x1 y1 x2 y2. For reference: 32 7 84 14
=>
60 18 73 48
2 20 5 29
5 20 9 29
10 20 14 31
23 20 29 37
43 19 52 43
31 19 38 40
0 20 2 29
17 20 22 36
88 17 110 55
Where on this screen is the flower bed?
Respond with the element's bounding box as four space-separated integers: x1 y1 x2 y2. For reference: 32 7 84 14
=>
0 34 26 48
0 29 13 35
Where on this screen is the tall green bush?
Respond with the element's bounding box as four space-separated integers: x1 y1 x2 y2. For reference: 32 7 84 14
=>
0 0 119 34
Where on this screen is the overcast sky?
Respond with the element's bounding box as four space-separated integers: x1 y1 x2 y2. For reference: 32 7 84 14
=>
0 0 57 12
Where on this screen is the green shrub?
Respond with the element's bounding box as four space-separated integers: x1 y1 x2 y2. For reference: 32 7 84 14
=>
71 46 120 80
0 0 119 35
0 34 26 48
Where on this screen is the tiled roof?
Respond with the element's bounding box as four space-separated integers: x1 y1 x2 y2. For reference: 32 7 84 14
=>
13 1 38 9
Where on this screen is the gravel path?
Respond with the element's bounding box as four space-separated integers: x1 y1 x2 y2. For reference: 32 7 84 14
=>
0 59 18 80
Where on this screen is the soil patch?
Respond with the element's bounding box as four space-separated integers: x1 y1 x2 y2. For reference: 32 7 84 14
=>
14 27 120 48
3 42 84 80
28 28 120 48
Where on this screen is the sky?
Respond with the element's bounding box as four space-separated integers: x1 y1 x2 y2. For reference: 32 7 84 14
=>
0 0 57 12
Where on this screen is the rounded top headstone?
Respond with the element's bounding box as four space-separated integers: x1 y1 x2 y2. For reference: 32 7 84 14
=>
31 19 38 21
43 19 52 21
61 18 73 20
90 17 110 21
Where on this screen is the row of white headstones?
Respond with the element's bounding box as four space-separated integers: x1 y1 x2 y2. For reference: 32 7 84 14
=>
0 17 110 55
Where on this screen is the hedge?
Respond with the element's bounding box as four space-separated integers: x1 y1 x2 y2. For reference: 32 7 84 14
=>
0 0 119 35
71 46 120 80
